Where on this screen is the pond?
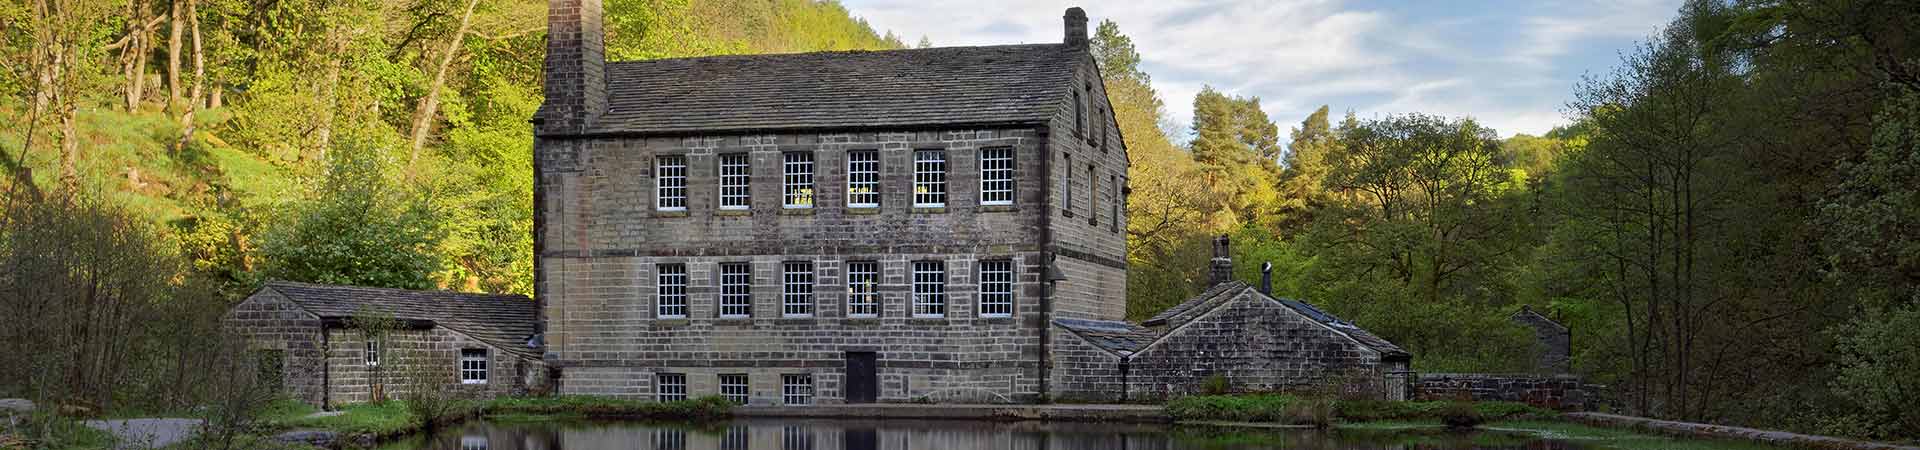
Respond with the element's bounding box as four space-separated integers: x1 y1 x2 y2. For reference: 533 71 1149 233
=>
380 418 1590 450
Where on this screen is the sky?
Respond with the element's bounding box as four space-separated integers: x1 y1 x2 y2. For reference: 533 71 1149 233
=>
839 0 1682 139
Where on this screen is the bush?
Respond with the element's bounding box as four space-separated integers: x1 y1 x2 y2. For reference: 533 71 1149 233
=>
1281 397 1333 428
1200 374 1232 395
1165 394 1298 422
1440 402 1484 429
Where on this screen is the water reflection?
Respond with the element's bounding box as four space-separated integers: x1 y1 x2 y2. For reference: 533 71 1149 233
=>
397 419 1586 450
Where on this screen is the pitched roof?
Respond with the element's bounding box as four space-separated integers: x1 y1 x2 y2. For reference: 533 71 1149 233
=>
259 281 540 358
1141 281 1410 360
1053 318 1159 356
586 44 1082 135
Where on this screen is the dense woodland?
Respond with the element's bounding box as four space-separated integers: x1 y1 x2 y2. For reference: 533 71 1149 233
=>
1 0 1916 441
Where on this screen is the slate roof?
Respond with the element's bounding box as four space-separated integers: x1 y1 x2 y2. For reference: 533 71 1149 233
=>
1052 318 1159 356
260 281 540 358
587 44 1082 134
1140 281 1410 360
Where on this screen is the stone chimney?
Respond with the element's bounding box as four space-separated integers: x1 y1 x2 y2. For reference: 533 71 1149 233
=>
1064 7 1089 48
537 0 607 134
1210 235 1232 285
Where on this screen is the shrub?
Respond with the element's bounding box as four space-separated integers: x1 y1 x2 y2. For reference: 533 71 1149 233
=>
1281 397 1333 428
1440 401 1484 429
1165 395 1298 422
1200 374 1232 395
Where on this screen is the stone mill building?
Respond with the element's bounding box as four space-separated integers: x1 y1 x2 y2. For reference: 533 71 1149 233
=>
533 0 1128 404
528 0 1410 405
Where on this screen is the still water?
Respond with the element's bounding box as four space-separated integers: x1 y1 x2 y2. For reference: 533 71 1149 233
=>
384 419 1587 450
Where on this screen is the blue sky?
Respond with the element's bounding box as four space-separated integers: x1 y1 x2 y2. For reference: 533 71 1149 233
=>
840 0 1681 139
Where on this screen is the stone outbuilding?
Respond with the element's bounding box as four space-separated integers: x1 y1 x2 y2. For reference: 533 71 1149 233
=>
224 281 548 408
1512 305 1571 374
1047 239 1413 402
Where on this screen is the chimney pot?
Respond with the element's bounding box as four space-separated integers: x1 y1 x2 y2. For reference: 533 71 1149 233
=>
1064 7 1089 48
1259 262 1273 295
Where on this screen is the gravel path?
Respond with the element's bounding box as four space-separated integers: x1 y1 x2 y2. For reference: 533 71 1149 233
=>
82 418 203 449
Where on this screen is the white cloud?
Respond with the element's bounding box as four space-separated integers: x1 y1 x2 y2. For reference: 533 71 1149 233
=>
841 0 1679 138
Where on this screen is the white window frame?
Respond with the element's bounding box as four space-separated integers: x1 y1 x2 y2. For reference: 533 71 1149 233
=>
782 373 814 406
719 374 750 405
912 260 946 318
655 155 687 211
656 264 687 319
718 153 751 210
978 260 1014 317
656 373 687 402
459 348 489 384
364 336 380 367
846 150 879 208
913 150 947 208
782 261 814 317
846 261 879 318
719 262 752 318
783 152 815 209
979 147 1015 206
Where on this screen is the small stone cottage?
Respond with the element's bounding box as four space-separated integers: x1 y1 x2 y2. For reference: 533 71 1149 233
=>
1048 238 1413 401
225 281 547 408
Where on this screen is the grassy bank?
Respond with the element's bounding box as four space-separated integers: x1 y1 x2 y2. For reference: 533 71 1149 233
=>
258 395 734 441
1165 394 1555 425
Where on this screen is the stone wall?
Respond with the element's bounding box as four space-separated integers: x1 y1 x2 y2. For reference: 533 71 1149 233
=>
1044 52 1129 322
1123 291 1387 401
1046 327 1127 402
325 328 545 405
1413 373 1596 411
1513 307 1571 374
223 289 327 406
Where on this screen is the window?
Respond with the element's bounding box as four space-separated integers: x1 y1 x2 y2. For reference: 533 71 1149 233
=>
846 261 879 317
912 260 946 317
978 260 1014 317
783 152 814 208
1073 90 1084 137
782 374 814 405
655 155 687 211
782 261 814 317
719 153 750 210
1088 164 1099 226
979 147 1014 205
1110 173 1122 232
913 150 946 207
846 150 879 208
364 337 380 367
719 374 750 405
656 373 687 402
656 264 687 318
719 263 752 318
459 348 489 384
1062 155 1074 215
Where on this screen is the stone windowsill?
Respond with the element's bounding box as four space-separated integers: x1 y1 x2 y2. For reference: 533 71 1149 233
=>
654 210 690 218
906 317 949 326
912 206 948 214
846 207 882 215
779 208 816 216
715 209 752 217
652 318 691 328
1062 209 1075 218
976 204 1018 213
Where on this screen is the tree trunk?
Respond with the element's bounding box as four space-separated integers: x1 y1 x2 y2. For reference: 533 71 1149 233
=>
166 0 183 115
173 0 201 153
315 32 342 161
407 0 481 166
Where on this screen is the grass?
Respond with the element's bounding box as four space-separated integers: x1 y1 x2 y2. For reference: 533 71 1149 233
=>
1165 394 1555 424
0 412 119 450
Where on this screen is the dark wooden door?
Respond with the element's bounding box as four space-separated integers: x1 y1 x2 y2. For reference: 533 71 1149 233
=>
845 351 878 403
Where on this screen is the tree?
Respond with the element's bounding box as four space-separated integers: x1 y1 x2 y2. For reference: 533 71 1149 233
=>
258 142 446 290
1190 87 1285 228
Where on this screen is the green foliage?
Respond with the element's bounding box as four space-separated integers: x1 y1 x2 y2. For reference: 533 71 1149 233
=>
1439 401 1484 429
1165 394 1301 422
1829 304 1920 437
1199 374 1231 395
257 144 446 289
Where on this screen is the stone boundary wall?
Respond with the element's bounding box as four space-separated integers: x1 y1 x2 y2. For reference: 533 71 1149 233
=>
1566 412 1920 450
1413 373 1598 411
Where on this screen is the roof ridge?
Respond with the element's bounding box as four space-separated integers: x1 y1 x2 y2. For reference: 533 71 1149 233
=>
263 280 529 301
604 43 1067 65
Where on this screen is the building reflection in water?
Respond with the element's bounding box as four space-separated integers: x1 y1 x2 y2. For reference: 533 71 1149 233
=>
406 419 1588 450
